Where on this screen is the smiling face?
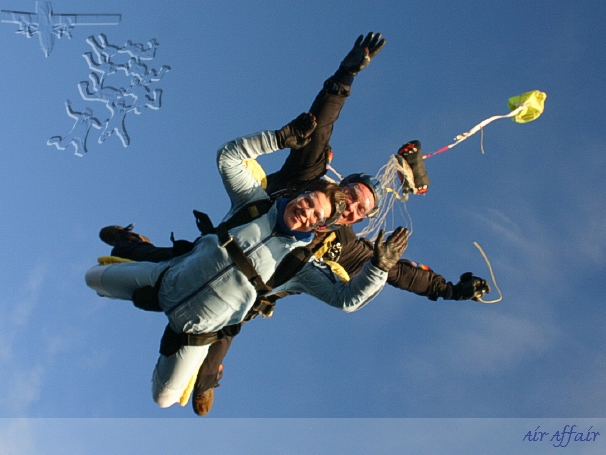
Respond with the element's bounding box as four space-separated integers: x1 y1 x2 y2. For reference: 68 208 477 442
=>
337 182 376 225
283 191 333 232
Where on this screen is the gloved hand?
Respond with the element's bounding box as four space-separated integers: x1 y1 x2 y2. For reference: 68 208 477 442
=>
340 32 386 75
452 272 490 301
372 227 408 272
276 112 317 149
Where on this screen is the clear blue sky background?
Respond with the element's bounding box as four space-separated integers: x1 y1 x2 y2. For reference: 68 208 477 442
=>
0 0 605 452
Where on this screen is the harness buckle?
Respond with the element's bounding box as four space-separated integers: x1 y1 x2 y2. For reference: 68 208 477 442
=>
251 298 275 318
219 233 234 248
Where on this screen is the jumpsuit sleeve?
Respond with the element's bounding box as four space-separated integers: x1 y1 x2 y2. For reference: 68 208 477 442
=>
265 76 351 194
280 260 387 313
385 259 453 301
216 130 280 220
336 228 453 301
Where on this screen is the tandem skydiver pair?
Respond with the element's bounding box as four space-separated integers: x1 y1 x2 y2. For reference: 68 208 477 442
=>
86 32 490 413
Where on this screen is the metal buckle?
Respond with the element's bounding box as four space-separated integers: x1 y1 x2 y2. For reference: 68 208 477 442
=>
253 299 275 318
219 233 233 248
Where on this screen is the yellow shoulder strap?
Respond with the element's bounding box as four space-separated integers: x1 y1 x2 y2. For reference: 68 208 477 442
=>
243 159 267 189
97 256 134 265
311 232 350 282
323 260 350 283
312 232 338 260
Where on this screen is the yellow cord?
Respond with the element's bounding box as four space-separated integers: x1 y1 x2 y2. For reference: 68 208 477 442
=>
473 242 503 304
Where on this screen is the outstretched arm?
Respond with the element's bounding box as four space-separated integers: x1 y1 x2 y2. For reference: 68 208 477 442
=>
265 32 386 194
333 227 490 301
282 227 406 313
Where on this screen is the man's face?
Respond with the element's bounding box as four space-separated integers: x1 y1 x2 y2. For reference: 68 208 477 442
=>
283 191 333 232
337 183 376 225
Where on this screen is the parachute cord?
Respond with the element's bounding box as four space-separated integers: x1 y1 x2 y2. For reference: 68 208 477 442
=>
326 157 414 240
473 242 503 304
480 126 485 155
325 164 343 183
357 156 413 240
400 195 414 237
423 105 525 159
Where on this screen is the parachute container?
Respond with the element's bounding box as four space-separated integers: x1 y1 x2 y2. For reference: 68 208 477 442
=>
396 140 429 195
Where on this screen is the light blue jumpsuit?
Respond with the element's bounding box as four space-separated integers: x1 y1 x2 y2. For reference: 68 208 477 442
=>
86 130 388 407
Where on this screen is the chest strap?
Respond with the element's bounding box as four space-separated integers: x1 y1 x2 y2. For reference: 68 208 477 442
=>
217 223 273 294
194 199 273 236
193 200 274 295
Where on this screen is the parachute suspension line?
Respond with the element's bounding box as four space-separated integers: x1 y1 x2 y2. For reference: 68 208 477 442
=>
473 242 503 304
402 196 414 236
357 155 413 240
325 161 413 240
480 126 486 155
325 164 343 184
386 187 414 238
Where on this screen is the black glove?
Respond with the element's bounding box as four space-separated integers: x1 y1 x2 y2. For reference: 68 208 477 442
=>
372 227 408 272
340 32 386 76
275 112 317 149
452 272 490 301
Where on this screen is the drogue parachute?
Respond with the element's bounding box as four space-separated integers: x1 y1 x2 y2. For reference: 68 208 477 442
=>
356 90 547 239
353 92 546 303
423 90 547 159
508 90 547 124
381 90 547 199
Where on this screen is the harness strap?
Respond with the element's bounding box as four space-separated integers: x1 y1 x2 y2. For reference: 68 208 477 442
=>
183 331 220 346
159 325 219 357
159 323 242 357
243 290 293 322
216 224 272 294
131 266 169 312
194 199 273 235
193 201 275 295
266 247 313 289
224 199 272 229
251 298 275 319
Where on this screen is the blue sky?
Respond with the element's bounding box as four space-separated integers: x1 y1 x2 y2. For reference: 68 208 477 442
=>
0 0 605 452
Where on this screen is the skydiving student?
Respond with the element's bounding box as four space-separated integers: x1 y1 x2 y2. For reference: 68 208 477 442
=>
98 32 490 414
86 112 409 409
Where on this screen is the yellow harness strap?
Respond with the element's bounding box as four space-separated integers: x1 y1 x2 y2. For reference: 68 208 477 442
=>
323 260 349 283
243 159 268 189
312 232 350 283
97 256 134 265
312 232 337 259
